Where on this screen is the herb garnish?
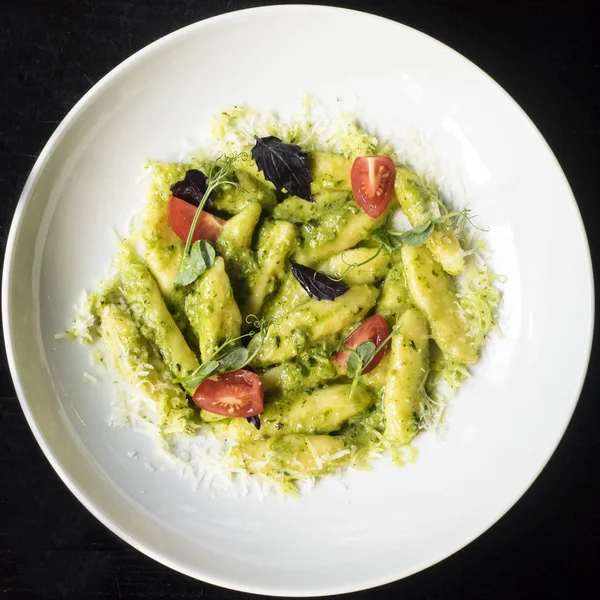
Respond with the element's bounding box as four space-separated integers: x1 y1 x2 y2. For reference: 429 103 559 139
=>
170 169 209 207
174 154 246 286
174 239 216 287
251 136 313 201
176 314 270 393
345 327 399 400
246 415 261 430
215 346 249 372
178 359 220 391
372 208 484 252
328 246 385 282
291 262 349 301
322 209 485 283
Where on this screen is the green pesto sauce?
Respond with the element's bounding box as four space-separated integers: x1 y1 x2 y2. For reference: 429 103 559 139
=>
88 144 436 492
299 192 358 248
212 165 277 214
339 395 386 449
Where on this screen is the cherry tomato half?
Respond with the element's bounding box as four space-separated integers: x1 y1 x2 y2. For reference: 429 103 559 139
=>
192 369 263 418
168 196 226 245
350 156 396 219
335 315 390 374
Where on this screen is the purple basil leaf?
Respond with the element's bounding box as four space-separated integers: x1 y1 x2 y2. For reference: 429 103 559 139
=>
246 415 261 430
251 136 313 201
170 169 209 207
291 262 349 301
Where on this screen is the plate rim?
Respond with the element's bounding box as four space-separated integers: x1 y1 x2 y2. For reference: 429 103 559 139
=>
2 4 595 596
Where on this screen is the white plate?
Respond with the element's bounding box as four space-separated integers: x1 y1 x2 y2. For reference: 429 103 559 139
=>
2 5 594 596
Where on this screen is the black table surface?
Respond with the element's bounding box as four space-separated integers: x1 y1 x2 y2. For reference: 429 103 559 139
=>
1 1 598 599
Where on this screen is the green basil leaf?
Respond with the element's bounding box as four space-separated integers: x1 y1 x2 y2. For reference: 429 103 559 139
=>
409 221 435 234
400 221 435 246
371 228 401 252
355 340 376 367
176 360 220 391
345 351 363 379
174 240 216 286
217 347 249 372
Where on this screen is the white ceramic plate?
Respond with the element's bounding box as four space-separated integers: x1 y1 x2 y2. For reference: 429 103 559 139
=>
2 5 594 596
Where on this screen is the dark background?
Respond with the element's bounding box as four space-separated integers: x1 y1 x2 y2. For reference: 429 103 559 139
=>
1 1 598 598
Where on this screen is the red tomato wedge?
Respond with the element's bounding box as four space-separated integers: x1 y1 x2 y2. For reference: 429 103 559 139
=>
192 369 263 418
350 156 396 219
335 315 390 374
168 196 226 245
